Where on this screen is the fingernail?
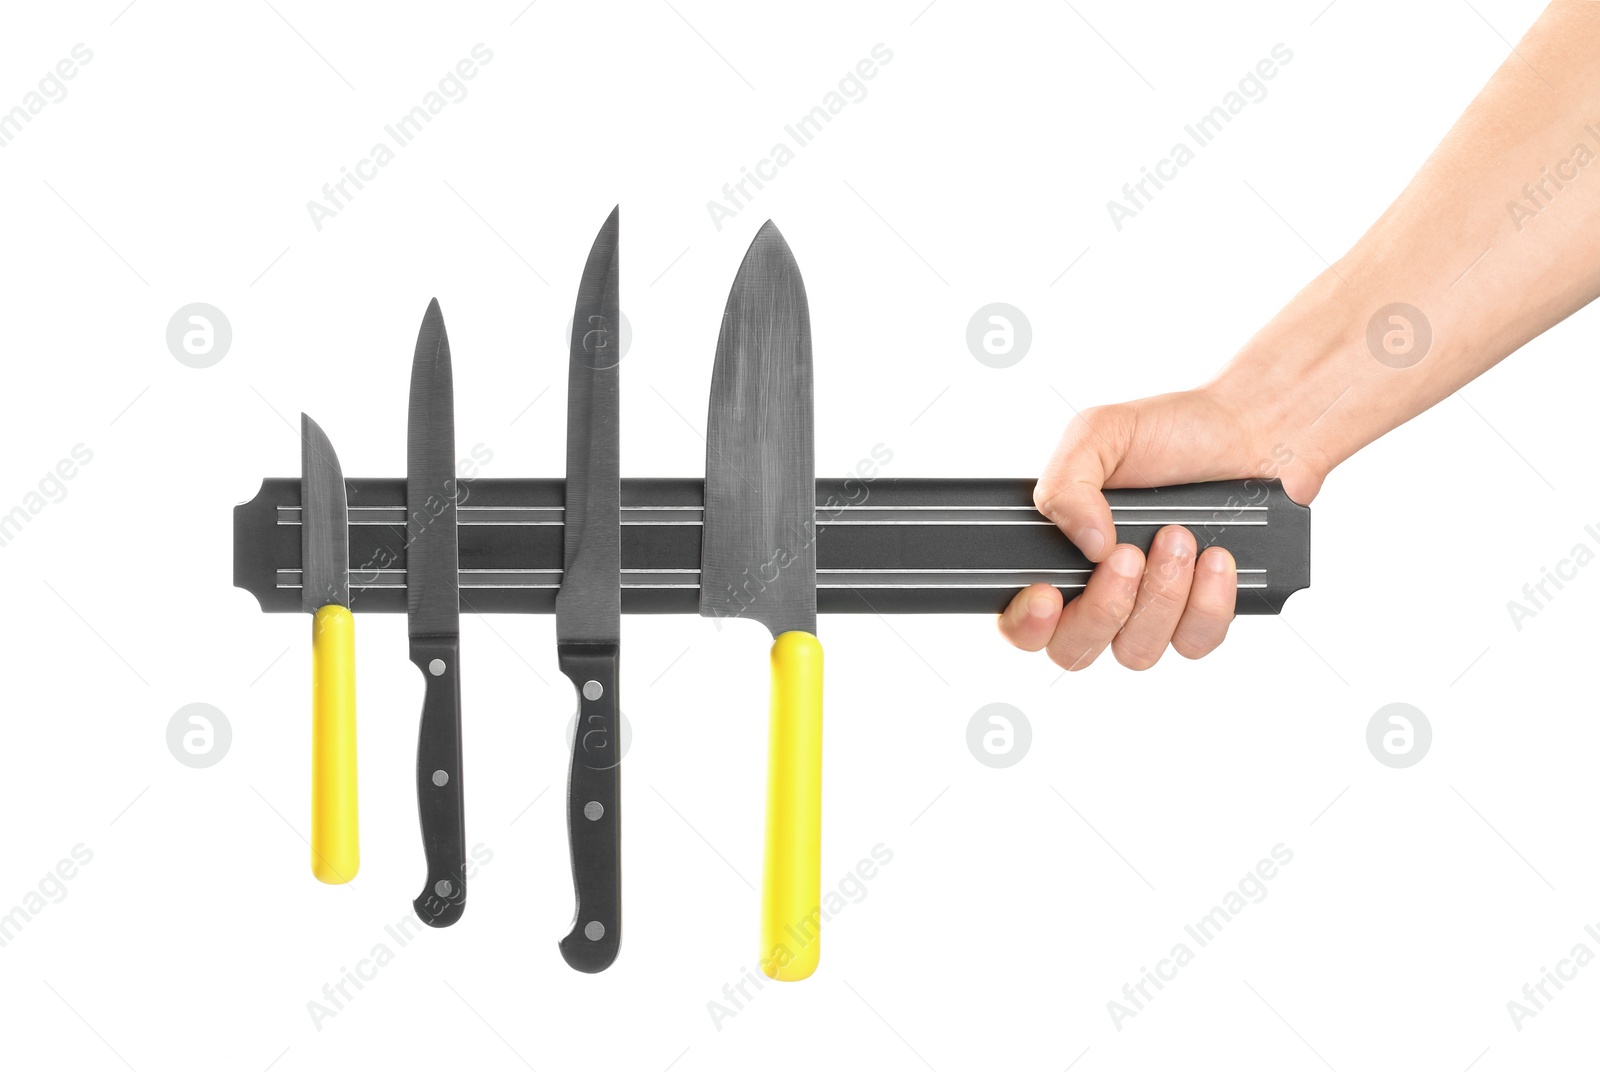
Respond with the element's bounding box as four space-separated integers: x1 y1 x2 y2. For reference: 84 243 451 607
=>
1109 546 1141 579
1206 550 1233 573
1161 528 1194 555
1073 526 1106 559
1027 594 1057 620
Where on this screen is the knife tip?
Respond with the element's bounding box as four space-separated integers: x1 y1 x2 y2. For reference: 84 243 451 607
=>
734 219 797 280
418 297 447 343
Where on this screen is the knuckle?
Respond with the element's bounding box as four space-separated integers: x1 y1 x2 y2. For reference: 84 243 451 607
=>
1140 573 1188 612
1047 636 1097 672
1083 595 1131 633
1112 637 1161 671
1074 404 1111 435
1173 616 1231 659
1189 585 1236 618
1072 403 1132 447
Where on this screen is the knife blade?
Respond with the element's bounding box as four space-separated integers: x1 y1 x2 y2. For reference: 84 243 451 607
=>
699 220 823 981
556 206 623 973
301 413 359 885
406 297 467 928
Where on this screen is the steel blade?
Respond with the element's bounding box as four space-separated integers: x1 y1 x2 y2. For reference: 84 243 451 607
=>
406 297 460 638
555 207 622 646
300 413 349 611
699 220 815 637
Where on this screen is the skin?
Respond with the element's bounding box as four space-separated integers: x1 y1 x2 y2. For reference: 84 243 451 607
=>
1003 0 1600 669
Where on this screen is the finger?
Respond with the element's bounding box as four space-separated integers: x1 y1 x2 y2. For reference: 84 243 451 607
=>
998 583 1063 652
1033 407 1134 563
1111 525 1196 670
1172 546 1237 659
1046 543 1144 671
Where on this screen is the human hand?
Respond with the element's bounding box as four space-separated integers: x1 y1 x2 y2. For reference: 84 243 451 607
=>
1001 2 1600 672
998 388 1291 670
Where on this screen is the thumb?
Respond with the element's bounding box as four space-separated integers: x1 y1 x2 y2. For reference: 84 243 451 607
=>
1033 406 1134 563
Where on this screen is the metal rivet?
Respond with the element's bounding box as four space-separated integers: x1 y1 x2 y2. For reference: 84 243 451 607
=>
432 769 449 787
435 879 453 897
584 920 605 941
583 800 603 821
428 659 446 676
582 680 603 701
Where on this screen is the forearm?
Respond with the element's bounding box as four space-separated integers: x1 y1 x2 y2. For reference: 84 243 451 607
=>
1009 3 1600 665
1207 0 1600 498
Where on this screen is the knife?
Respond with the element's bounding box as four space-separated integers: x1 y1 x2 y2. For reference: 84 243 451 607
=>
301 414 360 885
699 221 823 981
556 206 623 973
406 298 467 927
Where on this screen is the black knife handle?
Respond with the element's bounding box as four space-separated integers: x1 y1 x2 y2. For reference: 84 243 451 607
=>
557 642 622 972
411 635 467 928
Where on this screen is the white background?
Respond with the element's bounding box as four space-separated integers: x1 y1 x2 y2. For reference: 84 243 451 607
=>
0 0 1595 1069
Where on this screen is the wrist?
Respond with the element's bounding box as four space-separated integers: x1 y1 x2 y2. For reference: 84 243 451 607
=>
1200 268 1371 503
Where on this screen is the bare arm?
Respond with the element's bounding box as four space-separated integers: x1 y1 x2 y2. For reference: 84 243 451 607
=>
1003 0 1600 668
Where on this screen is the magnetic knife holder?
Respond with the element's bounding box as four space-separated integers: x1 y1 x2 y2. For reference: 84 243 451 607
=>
234 477 1309 614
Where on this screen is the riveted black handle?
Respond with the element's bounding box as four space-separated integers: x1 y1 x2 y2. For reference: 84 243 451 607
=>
557 642 621 972
411 634 466 928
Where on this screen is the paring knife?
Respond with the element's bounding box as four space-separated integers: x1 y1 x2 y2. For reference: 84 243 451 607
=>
699 221 823 982
406 298 468 927
556 207 623 973
301 414 359 885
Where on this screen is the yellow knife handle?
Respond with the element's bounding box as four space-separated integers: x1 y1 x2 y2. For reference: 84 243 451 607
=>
311 604 359 884
760 630 824 981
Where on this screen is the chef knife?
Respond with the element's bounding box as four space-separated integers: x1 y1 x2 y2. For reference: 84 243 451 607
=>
301 413 359 885
699 221 822 982
556 206 623 973
407 298 467 928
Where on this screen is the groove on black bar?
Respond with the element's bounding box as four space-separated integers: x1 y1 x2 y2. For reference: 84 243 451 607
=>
234 478 1310 616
